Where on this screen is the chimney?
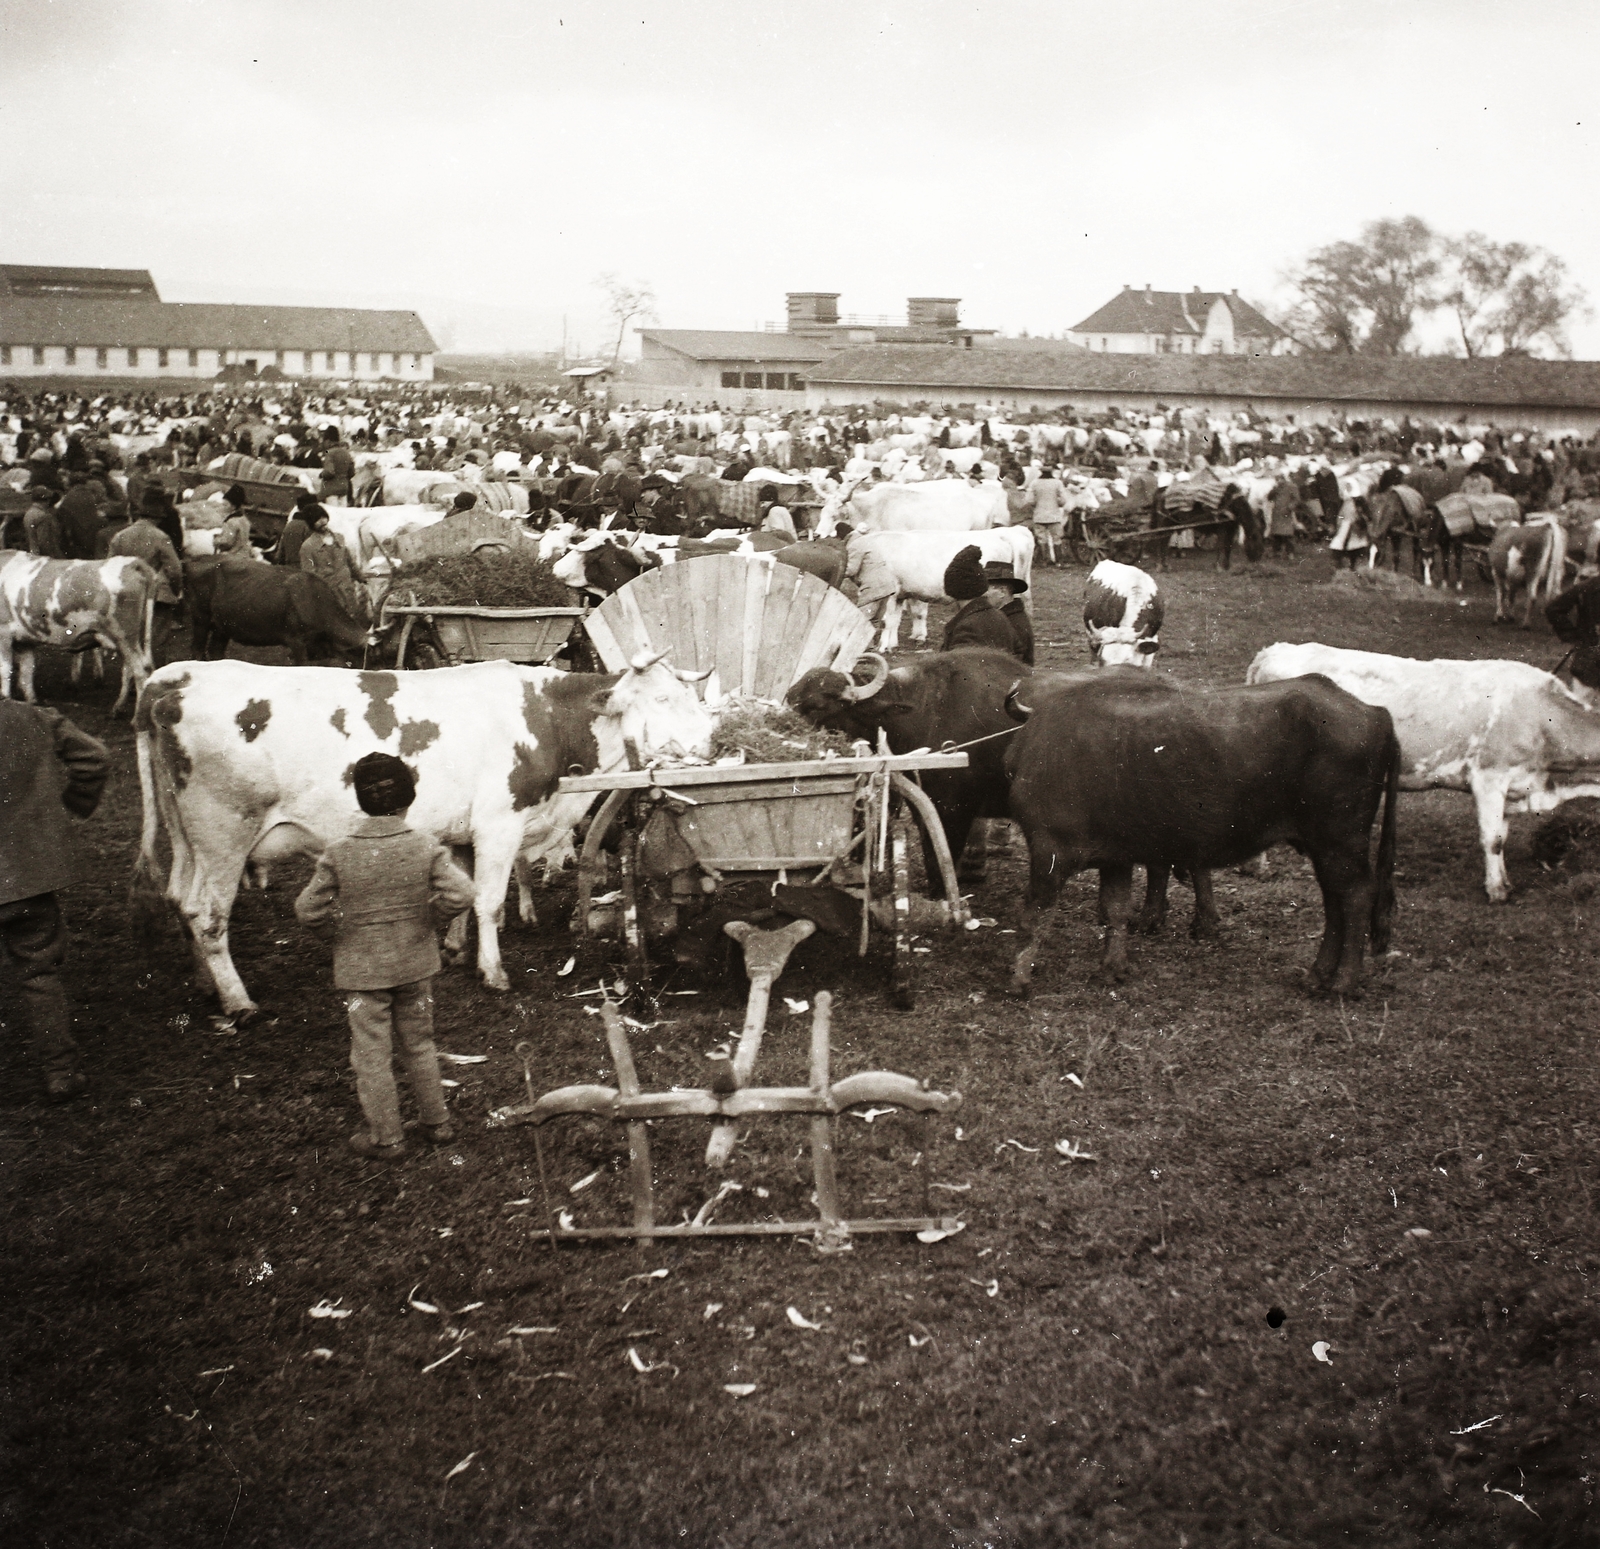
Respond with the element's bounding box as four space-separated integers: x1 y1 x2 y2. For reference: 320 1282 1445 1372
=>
1193 285 1202 294
908 297 961 329
786 292 840 329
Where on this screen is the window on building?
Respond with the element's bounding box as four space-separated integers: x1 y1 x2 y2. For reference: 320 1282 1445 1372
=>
158 348 169 367
188 348 200 367
720 371 740 389
742 372 762 389
65 346 78 366
324 352 334 371
1212 338 1226 354
127 347 138 367
0 346 9 366
764 373 785 390
95 347 108 368
275 350 285 368
33 346 45 365
787 374 804 391
411 354 421 370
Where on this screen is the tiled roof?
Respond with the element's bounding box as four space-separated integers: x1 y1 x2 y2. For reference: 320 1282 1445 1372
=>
0 265 159 299
806 346 1600 409
639 329 832 362
1069 288 1287 339
0 297 437 352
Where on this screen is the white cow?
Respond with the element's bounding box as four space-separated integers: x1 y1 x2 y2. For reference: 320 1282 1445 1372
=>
858 527 1036 650
838 479 1008 535
1247 642 1600 902
130 654 715 1018
0 553 156 713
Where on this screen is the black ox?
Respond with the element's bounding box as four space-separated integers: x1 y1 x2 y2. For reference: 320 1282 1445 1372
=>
184 558 372 664
1003 673 1400 997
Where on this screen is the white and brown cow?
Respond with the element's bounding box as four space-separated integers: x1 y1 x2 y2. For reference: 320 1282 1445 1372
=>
1489 517 1568 628
130 653 714 1019
1247 641 1600 901
1083 560 1162 667
0 551 157 714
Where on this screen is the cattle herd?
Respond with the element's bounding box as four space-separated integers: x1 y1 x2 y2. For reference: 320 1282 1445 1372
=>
7 378 1600 1026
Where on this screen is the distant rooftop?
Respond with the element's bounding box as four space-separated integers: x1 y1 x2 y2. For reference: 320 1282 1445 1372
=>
1070 286 1288 340
1 265 160 301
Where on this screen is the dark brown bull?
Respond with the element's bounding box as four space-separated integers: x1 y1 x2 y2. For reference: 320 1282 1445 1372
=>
183 558 372 665
1003 673 1400 997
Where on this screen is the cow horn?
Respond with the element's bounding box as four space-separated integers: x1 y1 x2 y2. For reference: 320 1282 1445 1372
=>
673 666 712 683
840 652 889 702
629 649 668 672
1003 681 1033 722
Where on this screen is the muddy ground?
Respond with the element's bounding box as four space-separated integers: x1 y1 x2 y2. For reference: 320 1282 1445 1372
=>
3 547 1596 1547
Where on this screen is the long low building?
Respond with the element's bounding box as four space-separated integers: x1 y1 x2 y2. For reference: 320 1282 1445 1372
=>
0 264 436 383
804 345 1600 435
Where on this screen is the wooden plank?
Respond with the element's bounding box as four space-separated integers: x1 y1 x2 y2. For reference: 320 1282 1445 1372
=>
557 752 967 793
582 606 629 672
760 568 817 700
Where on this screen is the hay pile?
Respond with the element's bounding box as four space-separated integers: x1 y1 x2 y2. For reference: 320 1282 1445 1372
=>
710 698 859 764
1323 568 1454 604
397 551 572 608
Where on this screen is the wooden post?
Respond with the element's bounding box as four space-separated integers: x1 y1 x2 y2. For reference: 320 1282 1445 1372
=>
808 992 841 1228
600 1000 656 1243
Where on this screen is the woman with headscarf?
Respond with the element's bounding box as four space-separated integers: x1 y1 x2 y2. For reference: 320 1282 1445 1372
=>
214 484 254 563
300 505 365 621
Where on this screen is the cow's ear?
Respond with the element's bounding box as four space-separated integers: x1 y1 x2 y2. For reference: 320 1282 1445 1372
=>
587 687 620 719
1136 639 1161 655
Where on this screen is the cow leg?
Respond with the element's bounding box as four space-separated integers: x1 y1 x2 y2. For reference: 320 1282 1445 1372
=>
908 601 930 645
1189 869 1221 938
1096 865 1135 983
442 846 475 964
1133 865 1170 933
1310 845 1376 998
17 646 39 704
470 826 520 992
166 806 259 1017
879 597 902 652
1470 772 1515 902
513 854 539 928
1008 838 1066 997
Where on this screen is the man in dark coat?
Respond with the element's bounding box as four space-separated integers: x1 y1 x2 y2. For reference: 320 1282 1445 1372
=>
276 490 318 568
56 474 106 560
985 561 1032 664
940 545 1017 653
0 698 110 1101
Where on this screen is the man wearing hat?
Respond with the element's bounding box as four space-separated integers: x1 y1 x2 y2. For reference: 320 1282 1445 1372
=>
294 753 475 1161
275 490 318 567
57 472 106 561
940 545 1018 653
23 488 64 558
984 561 1032 664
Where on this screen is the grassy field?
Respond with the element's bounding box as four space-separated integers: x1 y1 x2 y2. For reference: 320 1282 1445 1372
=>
3 548 1597 1547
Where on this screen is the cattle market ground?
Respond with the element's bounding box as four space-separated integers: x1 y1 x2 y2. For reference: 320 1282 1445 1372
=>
4 550 1598 1548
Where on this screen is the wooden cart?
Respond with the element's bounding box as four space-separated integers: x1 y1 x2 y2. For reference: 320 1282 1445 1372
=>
560 749 968 1010
384 603 583 669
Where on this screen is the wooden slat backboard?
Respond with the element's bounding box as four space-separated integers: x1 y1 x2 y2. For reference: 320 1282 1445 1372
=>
584 553 876 700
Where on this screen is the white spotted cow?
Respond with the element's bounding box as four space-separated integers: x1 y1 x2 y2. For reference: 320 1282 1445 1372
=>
0 552 157 713
1488 517 1567 628
1247 641 1600 901
1083 561 1162 667
131 653 714 1019
834 478 1009 535
855 527 1035 651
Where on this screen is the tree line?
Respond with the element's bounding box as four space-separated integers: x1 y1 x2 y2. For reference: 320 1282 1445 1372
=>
1280 216 1589 358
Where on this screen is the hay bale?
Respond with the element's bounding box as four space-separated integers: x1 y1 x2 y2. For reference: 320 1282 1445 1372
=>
1323 568 1453 604
1531 798 1600 870
397 550 571 608
709 699 858 764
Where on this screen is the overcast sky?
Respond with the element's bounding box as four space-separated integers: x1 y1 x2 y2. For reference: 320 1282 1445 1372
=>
3 0 1596 357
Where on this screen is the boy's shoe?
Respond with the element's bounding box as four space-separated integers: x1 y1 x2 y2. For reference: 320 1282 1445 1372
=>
349 1131 407 1161
422 1122 455 1144
45 1070 87 1103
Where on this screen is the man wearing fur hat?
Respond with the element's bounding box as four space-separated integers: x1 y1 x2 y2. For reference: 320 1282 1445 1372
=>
940 544 1018 653
294 753 475 1161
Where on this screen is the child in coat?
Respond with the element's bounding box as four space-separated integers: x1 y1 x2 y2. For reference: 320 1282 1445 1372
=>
295 753 476 1160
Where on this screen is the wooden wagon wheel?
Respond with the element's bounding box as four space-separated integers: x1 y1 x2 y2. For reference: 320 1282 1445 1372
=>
616 821 652 984
1064 513 1094 566
888 810 915 1011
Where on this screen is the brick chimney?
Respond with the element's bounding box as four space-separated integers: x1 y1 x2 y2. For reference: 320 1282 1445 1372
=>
907 297 961 328
786 292 840 329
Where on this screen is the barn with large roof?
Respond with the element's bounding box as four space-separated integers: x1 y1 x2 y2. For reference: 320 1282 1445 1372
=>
0 265 436 383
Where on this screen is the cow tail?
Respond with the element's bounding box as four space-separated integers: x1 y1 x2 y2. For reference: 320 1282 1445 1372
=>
1369 727 1401 955
128 716 168 943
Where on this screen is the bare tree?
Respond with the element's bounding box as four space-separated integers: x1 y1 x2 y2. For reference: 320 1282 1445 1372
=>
594 274 657 364
1282 216 1440 354
1440 235 1589 357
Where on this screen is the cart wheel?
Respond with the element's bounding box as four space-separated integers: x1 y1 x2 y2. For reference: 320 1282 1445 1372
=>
1065 522 1090 566
1473 549 1493 585
889 811 915 1011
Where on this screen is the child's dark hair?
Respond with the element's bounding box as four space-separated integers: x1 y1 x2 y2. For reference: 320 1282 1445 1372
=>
351 753 415 816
